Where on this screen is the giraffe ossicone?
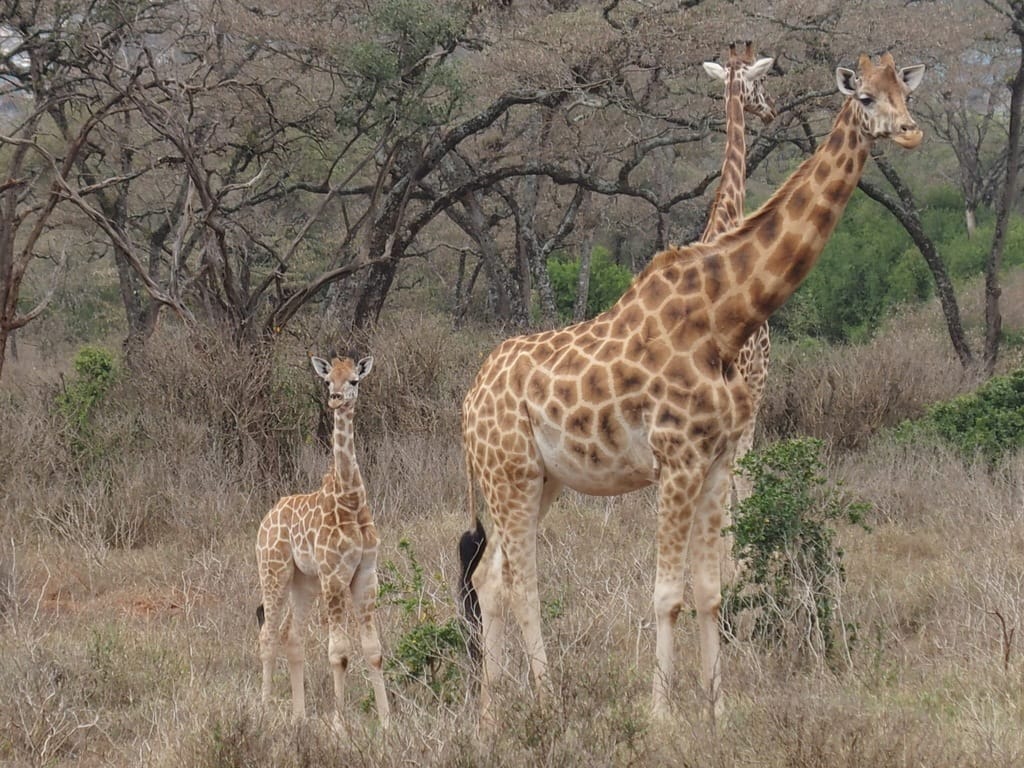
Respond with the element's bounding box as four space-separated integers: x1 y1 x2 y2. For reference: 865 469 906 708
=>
459 52 925 727
256 354 390 728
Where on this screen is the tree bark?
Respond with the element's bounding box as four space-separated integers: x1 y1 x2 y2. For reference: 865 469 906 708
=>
859 157 974 369
573 232 594 322
983 27 1024 373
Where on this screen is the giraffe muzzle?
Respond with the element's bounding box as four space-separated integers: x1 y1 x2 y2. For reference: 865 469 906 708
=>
892 126 923 149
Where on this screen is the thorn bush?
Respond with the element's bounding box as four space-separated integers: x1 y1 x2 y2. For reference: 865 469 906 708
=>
723 437 871 664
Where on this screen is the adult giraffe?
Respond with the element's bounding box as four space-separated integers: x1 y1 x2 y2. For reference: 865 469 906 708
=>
700 41 776 578
459 53 925 724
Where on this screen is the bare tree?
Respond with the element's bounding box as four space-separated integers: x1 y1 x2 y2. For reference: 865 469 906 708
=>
7 0 1021 371
858 155 973 368
981 0 1024 373
0 3 145 379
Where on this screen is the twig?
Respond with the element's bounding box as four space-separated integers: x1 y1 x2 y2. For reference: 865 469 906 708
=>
986 608 1016 672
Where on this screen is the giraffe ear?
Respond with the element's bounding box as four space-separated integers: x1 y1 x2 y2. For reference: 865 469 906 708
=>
702 61 727 82
835 67 858 96
746 57 774 79
355 356 374 380
311 356 331 380
900 64 925 93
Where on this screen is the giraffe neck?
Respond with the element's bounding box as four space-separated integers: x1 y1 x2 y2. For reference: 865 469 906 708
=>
709 98 869 358
701 67 748 241
331 406 363 490
633 98 869 364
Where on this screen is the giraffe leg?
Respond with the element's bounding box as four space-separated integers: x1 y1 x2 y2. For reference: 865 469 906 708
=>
651 468 700 720
473 461 549 727
351 547 391 729
321 568 358 723
284 571 318 719
474 536 508 729
728 327 768 583
724 417 756 586
508 477 561 701
258 578 289 707
257 537 293 709
503 518 551 704
691 457 731 720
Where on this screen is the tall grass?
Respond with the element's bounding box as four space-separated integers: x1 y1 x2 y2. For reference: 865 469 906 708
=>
0 298 1022 766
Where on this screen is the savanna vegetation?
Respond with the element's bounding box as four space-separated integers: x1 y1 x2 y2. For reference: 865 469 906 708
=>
2 0 1024 766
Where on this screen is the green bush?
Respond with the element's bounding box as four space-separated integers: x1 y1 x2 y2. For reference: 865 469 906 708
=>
377 538 465 702
780 186 1024 343
924 368 1024 463
548 245 633 321
56 346 117 429
55 346 118 457
723 438 870 662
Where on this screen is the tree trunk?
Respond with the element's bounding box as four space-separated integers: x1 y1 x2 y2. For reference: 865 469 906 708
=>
352 240 403 330
352 140 422 330
352 198 407 330
0 330 8 381
573 234 594 322
984 46 1024 374
859 162 974 369
965 207 977 239
455 189 514 322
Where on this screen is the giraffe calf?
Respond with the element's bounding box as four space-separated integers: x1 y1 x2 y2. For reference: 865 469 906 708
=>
255 355 390 728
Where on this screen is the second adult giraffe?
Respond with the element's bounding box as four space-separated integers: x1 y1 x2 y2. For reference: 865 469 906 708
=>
460 53 924 725
701 41 776 576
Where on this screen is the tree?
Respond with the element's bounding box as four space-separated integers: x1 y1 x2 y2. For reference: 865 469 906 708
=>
7 0 1023 366
981 0 1024 373
0 4 143 379
857 156 974 368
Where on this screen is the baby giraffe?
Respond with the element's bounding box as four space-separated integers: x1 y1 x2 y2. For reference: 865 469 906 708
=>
256 354 390 728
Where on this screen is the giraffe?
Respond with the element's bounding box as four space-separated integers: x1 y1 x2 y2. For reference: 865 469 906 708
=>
256 354 390 728
700 41 776 580
458 53 924 725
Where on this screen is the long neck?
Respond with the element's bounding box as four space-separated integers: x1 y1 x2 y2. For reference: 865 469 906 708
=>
331 406 363 489
708 99 869 358
701 68 748 241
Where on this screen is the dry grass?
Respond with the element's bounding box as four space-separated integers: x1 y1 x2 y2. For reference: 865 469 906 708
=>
1 303 1023 766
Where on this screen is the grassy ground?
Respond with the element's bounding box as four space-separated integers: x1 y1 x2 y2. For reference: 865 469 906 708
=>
1 291 1022 766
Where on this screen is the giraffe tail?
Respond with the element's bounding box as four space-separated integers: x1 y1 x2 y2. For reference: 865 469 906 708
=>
458 516 486 660
458 453 486 660
255 603 266 627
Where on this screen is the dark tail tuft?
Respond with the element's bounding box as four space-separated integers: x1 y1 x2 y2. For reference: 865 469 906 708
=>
458 516 487 661
256 603 265 628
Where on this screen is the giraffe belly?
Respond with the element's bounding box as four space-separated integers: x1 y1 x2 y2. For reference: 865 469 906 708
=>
533 421 657 496
288 530 320 576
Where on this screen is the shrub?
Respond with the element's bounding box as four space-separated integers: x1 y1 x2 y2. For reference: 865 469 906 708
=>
377 538 466 702
921 367 1024 463
117 328 316 480
780 185 1024 343
723 438 870 663
548 246 633 321
352 312 483 439
55 346 117 455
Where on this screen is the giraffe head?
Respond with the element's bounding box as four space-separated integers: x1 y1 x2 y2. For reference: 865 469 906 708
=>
703 41 776 124
836 52 925 148
310 354 374 410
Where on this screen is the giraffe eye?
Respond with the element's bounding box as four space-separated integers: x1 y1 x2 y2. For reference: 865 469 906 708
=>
858 95 875 107
349 379 359 386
